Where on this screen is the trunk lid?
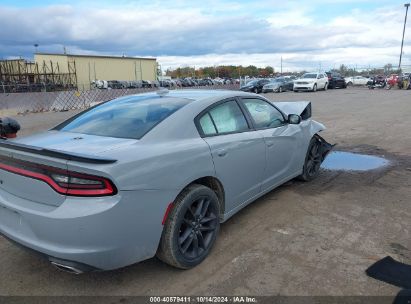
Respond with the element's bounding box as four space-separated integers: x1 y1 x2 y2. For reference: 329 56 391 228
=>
15 131 136 155
0 148 68 207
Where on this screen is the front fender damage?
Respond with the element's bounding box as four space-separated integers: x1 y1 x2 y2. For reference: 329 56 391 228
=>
306 119 334 162
316 134 334 162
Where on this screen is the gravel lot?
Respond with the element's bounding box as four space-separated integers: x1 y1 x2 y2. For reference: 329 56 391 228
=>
0 87 410 296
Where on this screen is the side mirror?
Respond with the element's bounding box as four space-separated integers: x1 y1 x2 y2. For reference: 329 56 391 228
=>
288 114 301 124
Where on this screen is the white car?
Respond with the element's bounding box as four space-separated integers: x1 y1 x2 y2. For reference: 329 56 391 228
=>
345 76 372 86
294 73 328 92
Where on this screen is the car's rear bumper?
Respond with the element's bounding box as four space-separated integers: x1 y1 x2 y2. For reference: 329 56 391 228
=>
0 189 175 271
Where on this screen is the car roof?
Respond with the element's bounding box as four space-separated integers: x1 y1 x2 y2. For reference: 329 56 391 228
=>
124 89 265 142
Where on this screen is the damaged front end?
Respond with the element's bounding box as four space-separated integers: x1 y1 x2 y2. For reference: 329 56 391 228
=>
272 100 334 163
316 134 334 162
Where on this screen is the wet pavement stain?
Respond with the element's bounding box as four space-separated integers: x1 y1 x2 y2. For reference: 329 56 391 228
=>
321 151 389 171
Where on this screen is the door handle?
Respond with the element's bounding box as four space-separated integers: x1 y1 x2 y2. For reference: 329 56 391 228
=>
216 149 227 157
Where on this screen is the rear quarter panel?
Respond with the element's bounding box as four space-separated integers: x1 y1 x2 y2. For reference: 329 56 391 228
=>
63 137 216 267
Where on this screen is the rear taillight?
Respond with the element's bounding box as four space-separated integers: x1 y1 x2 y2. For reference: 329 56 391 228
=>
0 156 116 197
50 172 116 196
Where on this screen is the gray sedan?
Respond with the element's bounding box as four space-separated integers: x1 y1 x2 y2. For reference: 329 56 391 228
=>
0 90 331 273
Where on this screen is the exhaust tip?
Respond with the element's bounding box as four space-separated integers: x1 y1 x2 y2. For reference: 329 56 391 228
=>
50 261 84 275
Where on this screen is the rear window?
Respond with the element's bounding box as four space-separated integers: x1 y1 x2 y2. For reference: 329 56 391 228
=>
55 96 191 139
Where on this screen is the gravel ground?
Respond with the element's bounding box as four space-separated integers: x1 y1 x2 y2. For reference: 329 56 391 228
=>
0 87 410 297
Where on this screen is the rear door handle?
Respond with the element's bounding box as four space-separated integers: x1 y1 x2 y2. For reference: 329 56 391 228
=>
216 149 227 157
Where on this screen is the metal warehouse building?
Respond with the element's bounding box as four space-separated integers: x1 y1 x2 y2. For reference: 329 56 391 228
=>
34 53 158 89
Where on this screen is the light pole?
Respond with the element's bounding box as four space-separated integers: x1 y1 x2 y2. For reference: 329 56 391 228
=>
398 3 410 72
280 56 283 75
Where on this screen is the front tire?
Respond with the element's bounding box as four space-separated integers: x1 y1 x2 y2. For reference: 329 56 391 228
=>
299 136 322 182
157 184 220 269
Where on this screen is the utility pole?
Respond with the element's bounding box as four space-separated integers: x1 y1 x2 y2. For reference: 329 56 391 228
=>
398 3 410 72
280 56 283 75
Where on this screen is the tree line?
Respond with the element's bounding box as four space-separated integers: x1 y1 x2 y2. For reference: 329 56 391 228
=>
165 63 400 79
165 65 275 79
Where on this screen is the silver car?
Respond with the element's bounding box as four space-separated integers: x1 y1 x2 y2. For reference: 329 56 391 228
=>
0 90 331 273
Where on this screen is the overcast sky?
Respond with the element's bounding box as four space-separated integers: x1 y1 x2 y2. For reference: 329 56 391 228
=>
0 0 410 71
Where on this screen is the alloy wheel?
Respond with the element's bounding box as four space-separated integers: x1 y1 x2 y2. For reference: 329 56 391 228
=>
178 196 218 259
306 142 321 177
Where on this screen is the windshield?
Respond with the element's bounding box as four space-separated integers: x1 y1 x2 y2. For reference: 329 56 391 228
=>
246 80 258 85
55 96 191 139
270 79 282 83
302 73 318 79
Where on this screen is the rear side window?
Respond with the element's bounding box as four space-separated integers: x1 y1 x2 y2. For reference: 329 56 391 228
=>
55 96 191 139
199 113 217 136
198 100 249 136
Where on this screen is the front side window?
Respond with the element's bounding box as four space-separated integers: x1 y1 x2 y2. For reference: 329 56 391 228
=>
55 96 191 139
198 100 249 136
241 98 285 129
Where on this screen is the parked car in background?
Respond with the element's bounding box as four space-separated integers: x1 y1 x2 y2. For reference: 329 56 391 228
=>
107 80 123 89
0 90 331 272
325 72 347 89
294 73 328 92
262 78 294 93
345 76 372 86
240 79 271 93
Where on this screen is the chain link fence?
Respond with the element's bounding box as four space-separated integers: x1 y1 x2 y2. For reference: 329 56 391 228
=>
0 84 240 114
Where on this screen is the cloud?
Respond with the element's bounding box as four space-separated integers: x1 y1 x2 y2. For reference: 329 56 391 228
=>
0 1 410 70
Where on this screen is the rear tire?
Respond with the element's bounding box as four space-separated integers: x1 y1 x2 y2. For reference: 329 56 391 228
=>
157 184 220 269
298 136 322 182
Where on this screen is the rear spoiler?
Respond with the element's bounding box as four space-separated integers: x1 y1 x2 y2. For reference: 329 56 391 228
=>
272 101 312 120
0 140 117 164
